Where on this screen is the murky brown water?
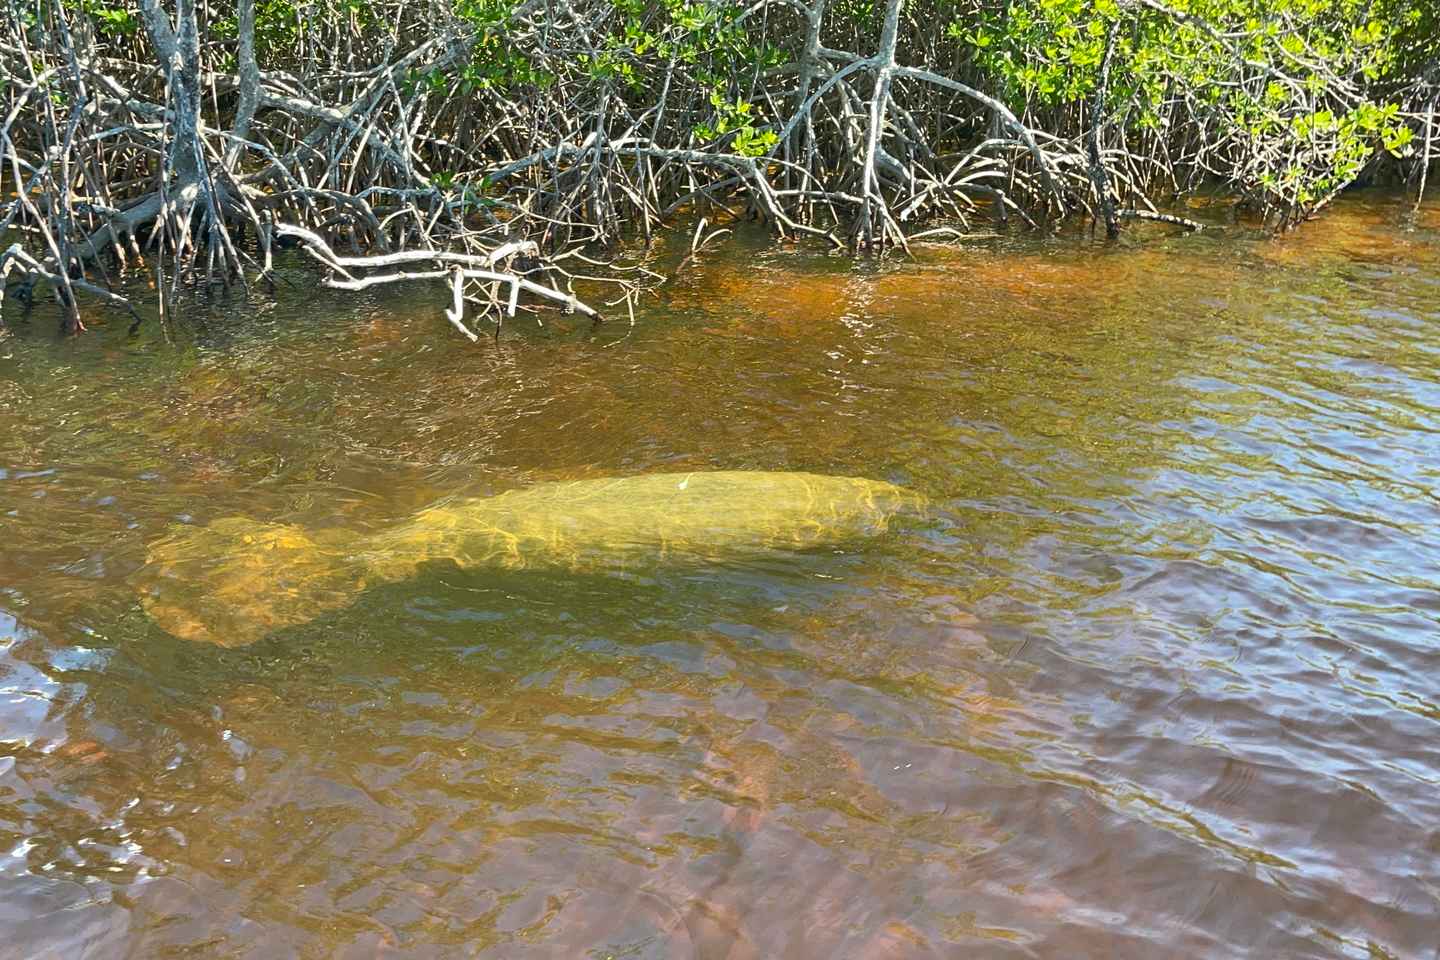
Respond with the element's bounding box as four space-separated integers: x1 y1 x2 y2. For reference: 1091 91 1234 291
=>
2 196 1439 958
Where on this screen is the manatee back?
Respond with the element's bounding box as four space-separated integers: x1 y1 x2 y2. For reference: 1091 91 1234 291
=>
377 471 922 571
135 472 922 645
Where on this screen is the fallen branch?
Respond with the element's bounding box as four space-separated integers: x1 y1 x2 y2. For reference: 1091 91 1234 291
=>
1116 209 1205 231
274 222 604 329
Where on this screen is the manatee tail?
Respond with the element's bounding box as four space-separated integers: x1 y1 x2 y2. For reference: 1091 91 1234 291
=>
134 517 369 647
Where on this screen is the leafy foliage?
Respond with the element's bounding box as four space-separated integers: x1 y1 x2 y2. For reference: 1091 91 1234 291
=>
956 0 1424 210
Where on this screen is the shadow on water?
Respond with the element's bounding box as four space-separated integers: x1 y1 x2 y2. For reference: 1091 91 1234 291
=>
3 193 1440 957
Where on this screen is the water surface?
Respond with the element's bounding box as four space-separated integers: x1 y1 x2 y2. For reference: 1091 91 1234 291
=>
2 196 1438 958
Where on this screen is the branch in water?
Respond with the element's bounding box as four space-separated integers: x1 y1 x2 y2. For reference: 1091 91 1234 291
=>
274 223 604 332
1116 209 1205 231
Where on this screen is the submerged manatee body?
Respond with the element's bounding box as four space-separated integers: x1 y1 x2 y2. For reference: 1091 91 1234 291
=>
136 471 922 647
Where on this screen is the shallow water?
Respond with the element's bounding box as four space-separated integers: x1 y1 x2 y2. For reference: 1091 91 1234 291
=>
2 196 1438 958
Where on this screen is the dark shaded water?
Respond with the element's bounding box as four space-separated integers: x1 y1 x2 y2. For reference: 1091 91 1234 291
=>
2 197 1438 958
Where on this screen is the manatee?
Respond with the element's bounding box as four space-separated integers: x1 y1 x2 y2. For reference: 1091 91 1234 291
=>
135 471 922 647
